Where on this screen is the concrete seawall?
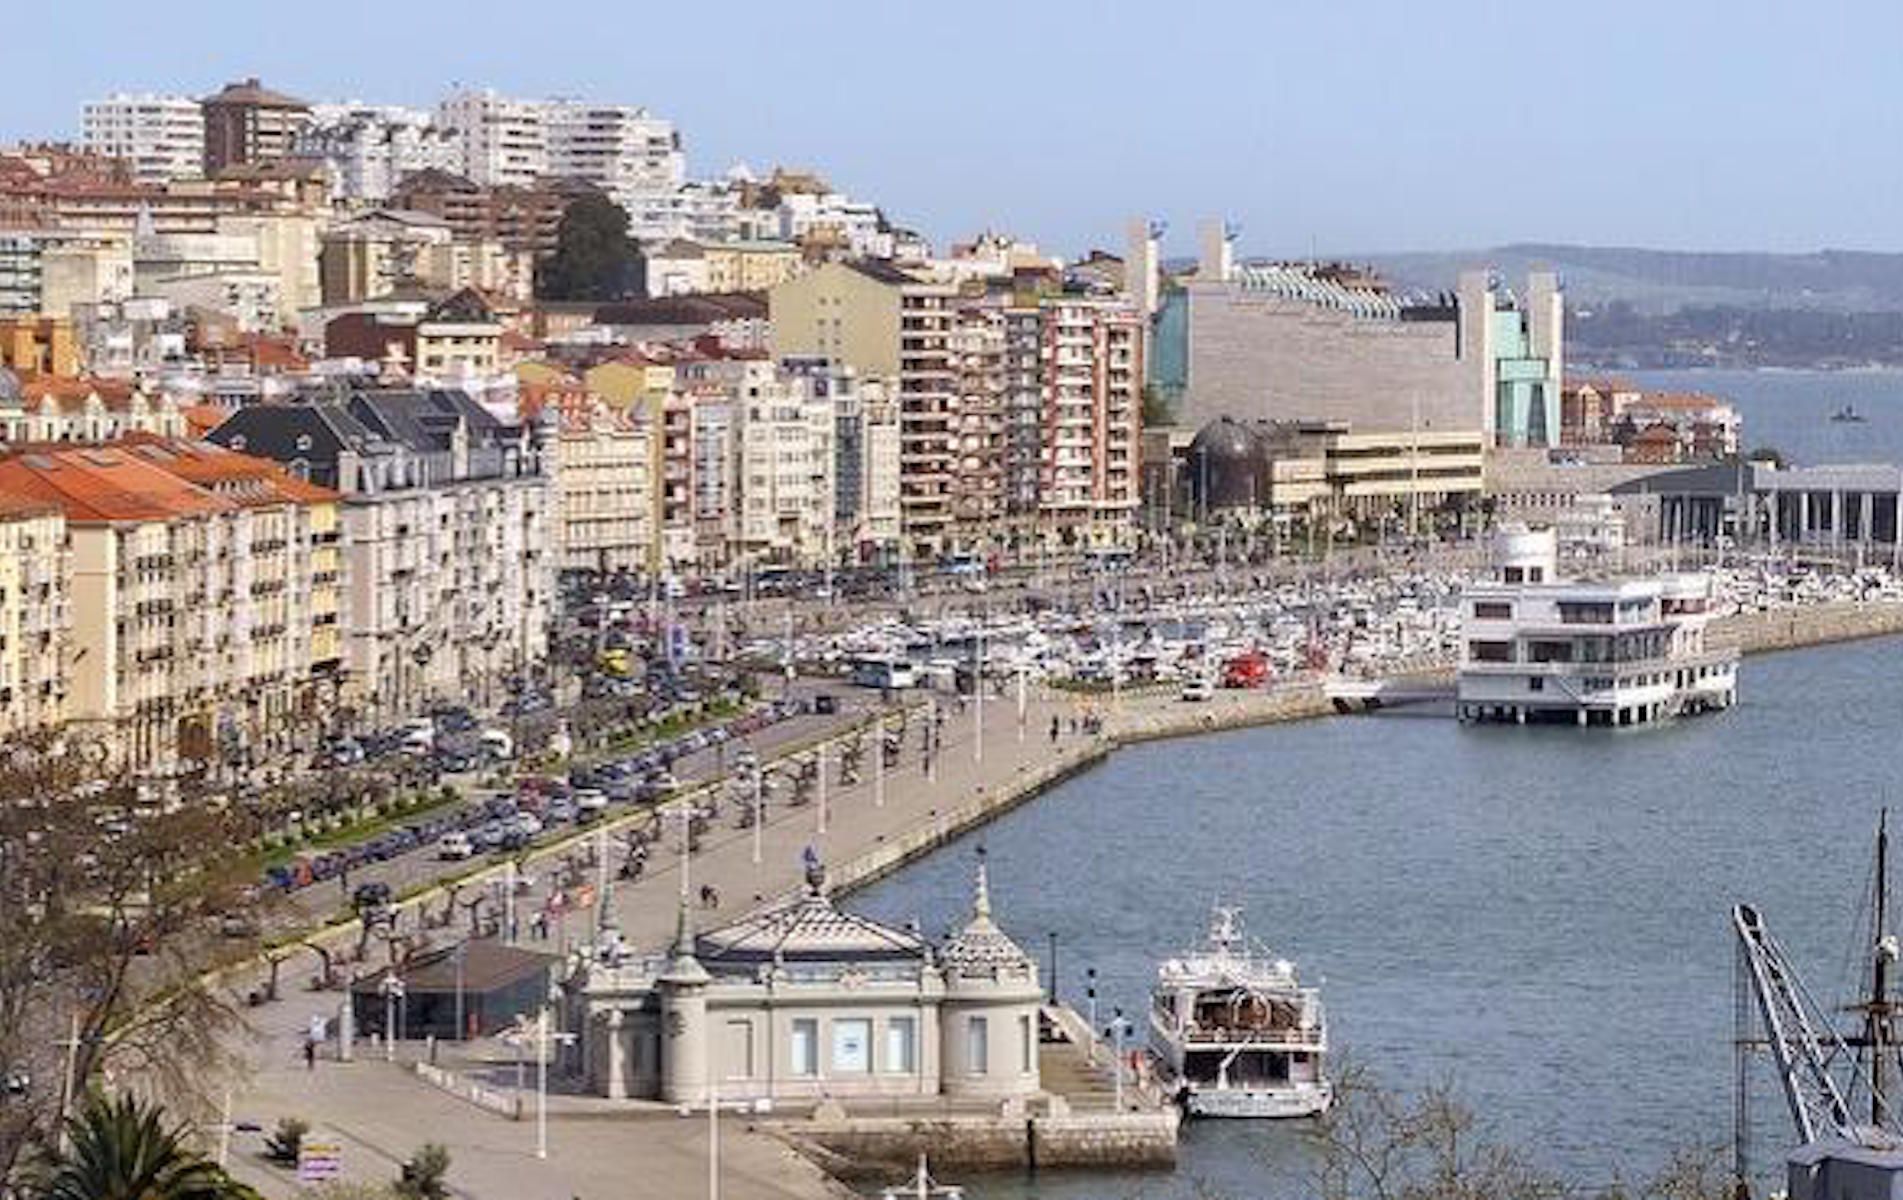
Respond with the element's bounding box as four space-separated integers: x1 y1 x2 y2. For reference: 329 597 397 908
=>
1712 601 1903 654
784 1111 1179 1176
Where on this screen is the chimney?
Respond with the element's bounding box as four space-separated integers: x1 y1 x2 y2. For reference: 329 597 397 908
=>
1198 218 1234 283
1124 217 1160 318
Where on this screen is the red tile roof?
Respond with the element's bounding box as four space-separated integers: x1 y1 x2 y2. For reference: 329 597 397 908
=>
0 436 338 522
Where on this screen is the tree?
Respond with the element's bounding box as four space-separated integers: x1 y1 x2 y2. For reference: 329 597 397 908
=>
1745 445 1787 469
31 1091 256 1200
536 193 639 302
393 1144 450 1200
1307 1064 1731 1200
0 733 270 1185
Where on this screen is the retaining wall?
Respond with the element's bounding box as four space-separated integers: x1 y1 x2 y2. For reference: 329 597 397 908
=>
785 1111 1178 1175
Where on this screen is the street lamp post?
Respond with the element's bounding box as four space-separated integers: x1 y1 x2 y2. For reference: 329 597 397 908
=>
453 943 466 1042
815 745 827 837
1108 1007 1134 1112
751 770 764 866
381 975 406 1062
1085 968 1098 1057
874 718 885 809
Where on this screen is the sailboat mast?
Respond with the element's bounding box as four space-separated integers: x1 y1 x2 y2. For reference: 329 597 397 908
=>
1872 809 1890 1126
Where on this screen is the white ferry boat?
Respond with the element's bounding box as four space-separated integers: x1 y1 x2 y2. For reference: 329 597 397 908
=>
1149 907 1331 1119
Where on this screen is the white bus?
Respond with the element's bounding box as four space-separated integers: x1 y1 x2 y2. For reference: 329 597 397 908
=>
849 655 919 690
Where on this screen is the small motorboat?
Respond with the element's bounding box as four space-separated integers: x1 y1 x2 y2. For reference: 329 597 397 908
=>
1831 404 1868 423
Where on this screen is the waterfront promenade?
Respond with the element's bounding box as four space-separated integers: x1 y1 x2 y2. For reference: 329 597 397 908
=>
213 598 1903 1199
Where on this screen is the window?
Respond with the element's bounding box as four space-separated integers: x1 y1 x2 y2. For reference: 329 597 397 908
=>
832 1019 871 1074
1472 601 1512 620
967 1016 989 1075
1020 1014 1034 1073
885 1017 917 1074
723 1020 754 1081
789 1019 818 1076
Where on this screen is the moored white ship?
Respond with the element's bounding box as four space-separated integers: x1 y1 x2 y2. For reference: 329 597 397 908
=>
1150 907 1331 1118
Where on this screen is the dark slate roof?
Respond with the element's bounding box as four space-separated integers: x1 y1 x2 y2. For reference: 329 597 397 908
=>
201 77 309 110
593 292 767 325
346 389 505 454
205 403 382 472
425 288 497 324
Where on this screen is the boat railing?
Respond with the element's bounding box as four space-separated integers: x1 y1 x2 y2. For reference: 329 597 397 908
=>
1182 1025 1326 1046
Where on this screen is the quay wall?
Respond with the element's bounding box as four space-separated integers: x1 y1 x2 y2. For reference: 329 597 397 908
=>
1711 601 1903 654
781 1111 1179 1175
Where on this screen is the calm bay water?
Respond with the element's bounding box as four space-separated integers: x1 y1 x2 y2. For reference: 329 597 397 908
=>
852 636 1903 1199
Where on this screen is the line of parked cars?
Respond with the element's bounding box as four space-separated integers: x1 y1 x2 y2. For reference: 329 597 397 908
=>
261 697 811 896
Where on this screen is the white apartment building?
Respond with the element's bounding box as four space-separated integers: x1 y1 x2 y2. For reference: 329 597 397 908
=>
437 90 684 209
437 89 549 188
624 179 746 244
732 370 836 566
544 101 683 207
81 94 205 184
1038 296 1143 542
777 192 892 258
298 104 462 201
0 493 67 742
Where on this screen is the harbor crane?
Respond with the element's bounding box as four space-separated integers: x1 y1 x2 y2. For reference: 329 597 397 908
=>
1732 812 1903 1196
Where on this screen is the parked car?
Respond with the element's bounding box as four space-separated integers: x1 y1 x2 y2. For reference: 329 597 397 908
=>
438 833 475 861
573 789 609 818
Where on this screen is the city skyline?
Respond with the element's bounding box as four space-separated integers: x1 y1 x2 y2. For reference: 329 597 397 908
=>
10 0 1901 259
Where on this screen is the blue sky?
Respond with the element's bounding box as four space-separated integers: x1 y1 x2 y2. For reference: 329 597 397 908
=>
11 0 1899 258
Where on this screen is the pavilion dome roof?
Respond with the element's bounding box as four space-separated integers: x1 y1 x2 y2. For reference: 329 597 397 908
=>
696 872 926 967
940 861 1034 978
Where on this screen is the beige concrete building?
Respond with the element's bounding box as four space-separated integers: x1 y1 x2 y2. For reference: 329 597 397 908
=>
582 355 677 410
566 861 1044 1109
520 375 655 574
320 210 532 306
769 260 958 555
0 492 67 740
0 437 342 768
641 238 805 297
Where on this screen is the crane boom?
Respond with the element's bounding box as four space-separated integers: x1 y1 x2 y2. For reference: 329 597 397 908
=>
1733 902 1858 1144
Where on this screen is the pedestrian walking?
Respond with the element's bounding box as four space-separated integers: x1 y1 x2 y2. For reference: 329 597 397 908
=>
1049 715 1060 744
303 1037 316 1071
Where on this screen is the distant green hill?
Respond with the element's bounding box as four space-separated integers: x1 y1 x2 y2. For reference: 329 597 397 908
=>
1370 244 1903 315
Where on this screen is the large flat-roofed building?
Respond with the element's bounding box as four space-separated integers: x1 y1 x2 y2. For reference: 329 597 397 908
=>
1161 224 1561 449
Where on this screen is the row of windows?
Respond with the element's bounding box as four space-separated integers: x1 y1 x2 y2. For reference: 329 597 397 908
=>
771 1013 1032 1079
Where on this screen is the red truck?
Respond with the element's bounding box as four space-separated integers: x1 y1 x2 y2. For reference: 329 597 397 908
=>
1222 650 1271 690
